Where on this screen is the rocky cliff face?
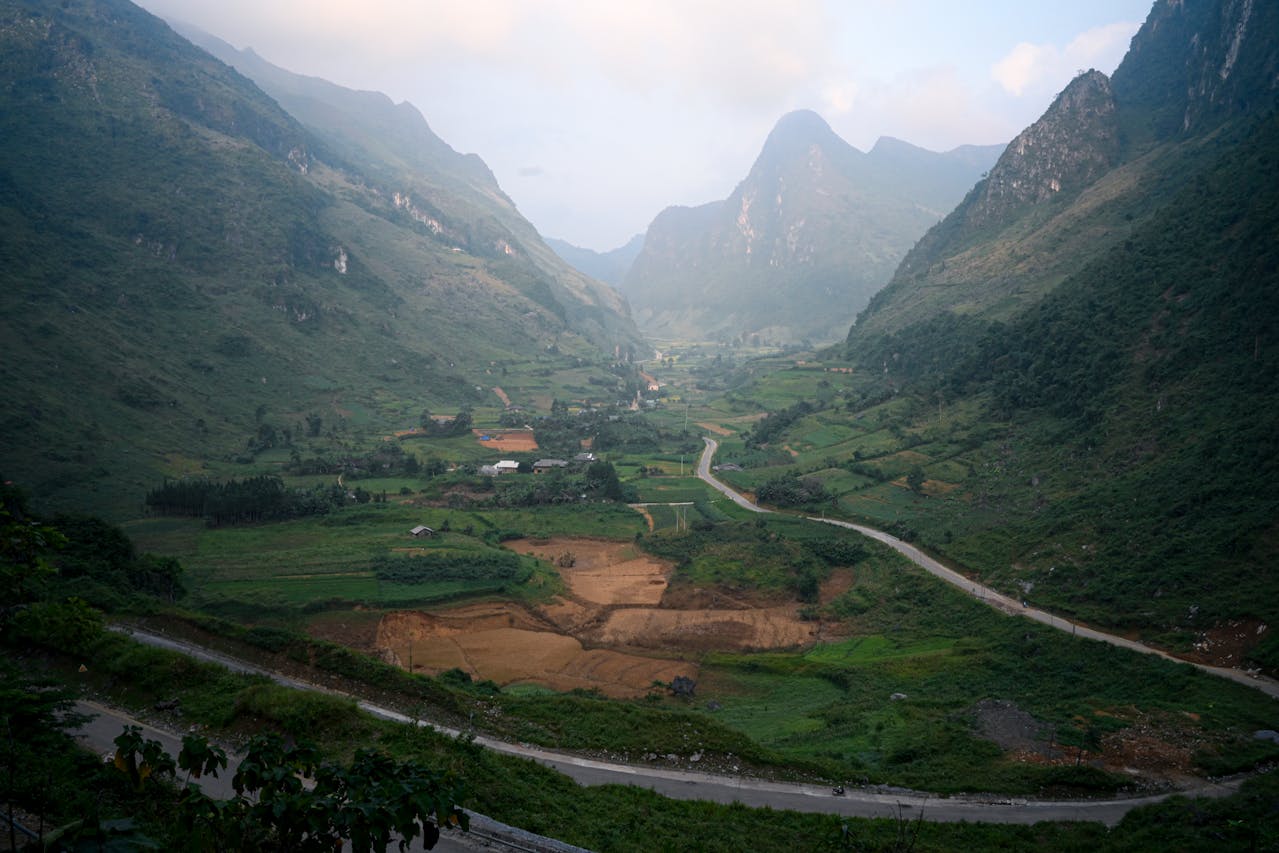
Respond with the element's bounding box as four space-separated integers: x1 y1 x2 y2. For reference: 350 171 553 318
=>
1112 0 1279 143
621 111 999 344
850 0 1279 344
961 70 1118 231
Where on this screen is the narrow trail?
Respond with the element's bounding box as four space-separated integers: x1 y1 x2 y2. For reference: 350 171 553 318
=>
696 437 1279 700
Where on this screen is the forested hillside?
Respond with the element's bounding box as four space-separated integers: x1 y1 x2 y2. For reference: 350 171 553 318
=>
704 0 1279 668
851 111 1279 662
0 0 639 514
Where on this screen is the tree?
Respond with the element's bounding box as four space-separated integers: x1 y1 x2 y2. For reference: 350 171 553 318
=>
0 665 89 851
585 460 624 501
906 466 927 494
167 733 466 851
0 482 65 607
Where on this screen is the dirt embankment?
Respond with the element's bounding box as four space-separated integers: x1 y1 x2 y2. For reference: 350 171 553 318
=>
371 537 825 698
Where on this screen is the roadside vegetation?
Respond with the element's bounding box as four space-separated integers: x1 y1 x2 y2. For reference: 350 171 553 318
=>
4 333 1279 849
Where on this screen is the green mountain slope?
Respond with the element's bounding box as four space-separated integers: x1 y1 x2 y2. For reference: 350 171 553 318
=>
933 110 1279 656
0 0 638 514
777 0 1279 667
621 110 1001 344
177 28 638 349
850 0 1279 341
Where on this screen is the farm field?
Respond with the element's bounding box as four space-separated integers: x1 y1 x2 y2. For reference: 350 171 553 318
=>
102 343 1279 802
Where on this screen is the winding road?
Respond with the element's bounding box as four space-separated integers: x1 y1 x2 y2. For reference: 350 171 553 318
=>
77 435 1274 840
697 437 1279 700
105 625 1252 829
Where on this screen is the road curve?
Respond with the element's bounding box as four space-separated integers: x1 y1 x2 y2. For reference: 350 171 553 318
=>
112 626 1245 827
72 694 582 853
696 438 1279 700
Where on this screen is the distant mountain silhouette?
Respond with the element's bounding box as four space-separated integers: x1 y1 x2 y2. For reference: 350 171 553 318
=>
546 234 645 287
621 110 1001 344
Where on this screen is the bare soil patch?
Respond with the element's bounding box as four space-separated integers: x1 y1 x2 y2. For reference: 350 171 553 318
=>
819 569 855 605
972 700 1206 784
1182 619 1269 668
630 505 655 532
376 607 693 698
973 699 1053 756
372 536 823 696
306 609 383 651
492 386 511 407
472 428 538 452
923 479 961 496
591 606 816 652
510 538 670 605
697 422 733 436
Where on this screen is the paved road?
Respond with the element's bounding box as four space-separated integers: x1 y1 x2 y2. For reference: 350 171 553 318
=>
697 437 1279 700
71 697 565 852
111 626 1248 828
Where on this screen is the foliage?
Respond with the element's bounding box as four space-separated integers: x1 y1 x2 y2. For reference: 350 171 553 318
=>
145 475 346 526
533 406 661 456
108 729 466 852
417 407 474 438
485 462 633 507
1 664 90 849
641 521 832 602
746 400 815 448
371 550 528 584
755 473 831 508
9 596 104 654
0 481 65 606
51 514 185 604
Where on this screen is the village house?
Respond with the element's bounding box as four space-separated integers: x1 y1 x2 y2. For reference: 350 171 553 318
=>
532 458 568 474
409 525 434 538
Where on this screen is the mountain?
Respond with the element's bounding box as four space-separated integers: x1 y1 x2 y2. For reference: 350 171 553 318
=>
0 0 639 514
176 26 638 351
621 111 1002 344
545 234 645 288
832 0 1279 666
851 0 1279 340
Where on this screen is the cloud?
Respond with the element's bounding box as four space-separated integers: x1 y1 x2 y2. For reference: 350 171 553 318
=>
517 166 545 178
837 64 1011 152
822 80 859 115
991 20 1139 97
142 0 835 115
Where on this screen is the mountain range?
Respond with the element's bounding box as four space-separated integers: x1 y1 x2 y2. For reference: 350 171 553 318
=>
617 112 1002 344
544 234 645 289
834 0 1279 661
853 0 1279 339
0 0 639 513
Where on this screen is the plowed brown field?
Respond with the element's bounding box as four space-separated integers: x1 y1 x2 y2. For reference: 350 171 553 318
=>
374 538 821 697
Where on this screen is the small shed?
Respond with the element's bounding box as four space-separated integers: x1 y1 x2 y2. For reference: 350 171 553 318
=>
409 525 434 538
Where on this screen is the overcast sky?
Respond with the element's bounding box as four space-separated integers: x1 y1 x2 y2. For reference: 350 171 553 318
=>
137 0 1152 251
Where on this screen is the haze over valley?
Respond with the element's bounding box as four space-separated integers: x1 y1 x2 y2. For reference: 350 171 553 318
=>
2 1 1278 850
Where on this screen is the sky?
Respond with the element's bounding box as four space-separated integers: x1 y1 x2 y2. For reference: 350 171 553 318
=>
136 0 1153 251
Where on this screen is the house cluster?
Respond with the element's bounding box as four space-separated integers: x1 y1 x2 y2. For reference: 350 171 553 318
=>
478 452 596 477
